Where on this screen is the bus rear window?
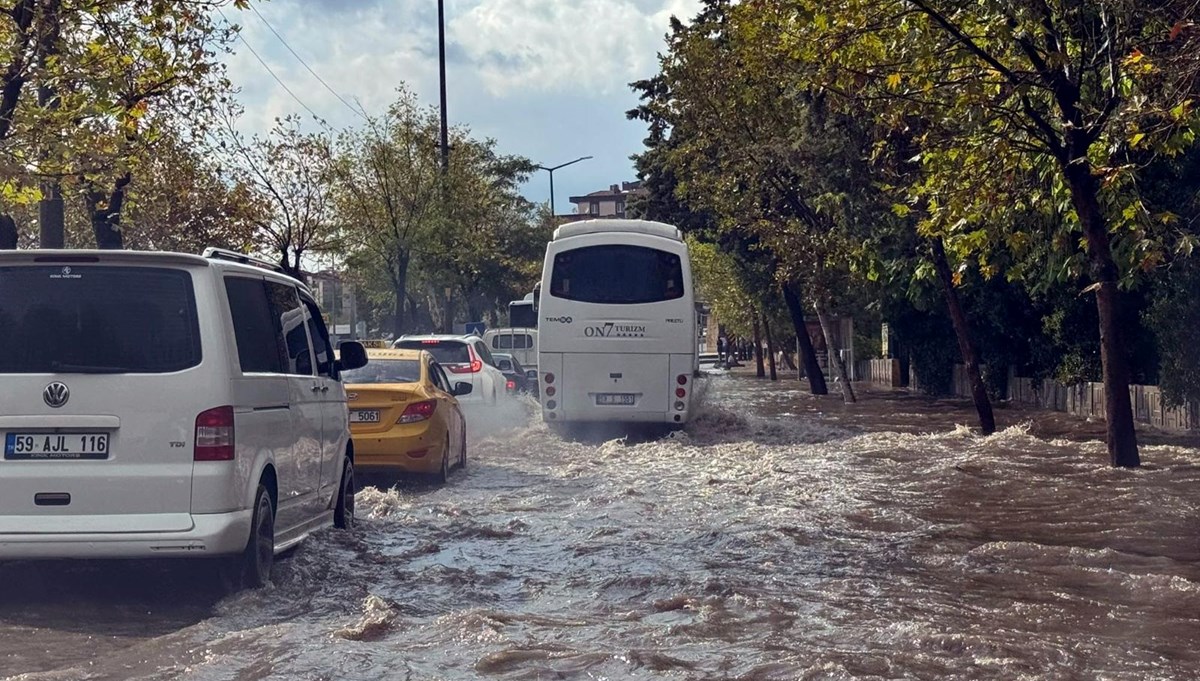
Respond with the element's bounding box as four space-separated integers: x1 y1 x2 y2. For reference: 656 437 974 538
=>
550 245 684 304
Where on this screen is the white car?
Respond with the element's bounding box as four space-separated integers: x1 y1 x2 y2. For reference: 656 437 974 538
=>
392 335 508 405
0 248 368 588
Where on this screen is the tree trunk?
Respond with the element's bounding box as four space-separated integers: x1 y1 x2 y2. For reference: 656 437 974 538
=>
782 282 828 394
1064 161 1139 467
88 173 130 250
390 253 410 338
405 292 420 334
780 345 798 372
36 0 63 249
441 289 455 334
763 313 778 381
752 314 765 378
814 299 856 404
0 213 17 249
930 238 993 434
0 1 37 143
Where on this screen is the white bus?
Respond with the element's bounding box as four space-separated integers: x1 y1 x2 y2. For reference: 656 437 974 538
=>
537 219 697 427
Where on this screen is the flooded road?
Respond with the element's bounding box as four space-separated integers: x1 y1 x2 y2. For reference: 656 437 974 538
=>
4 372 1200 680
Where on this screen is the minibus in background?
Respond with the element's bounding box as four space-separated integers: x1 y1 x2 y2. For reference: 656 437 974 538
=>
483 293 538 369
536 219 697 428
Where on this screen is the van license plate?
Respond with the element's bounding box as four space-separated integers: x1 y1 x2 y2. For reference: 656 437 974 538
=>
596 393 636 406
4 433 109 460
349 410 381 423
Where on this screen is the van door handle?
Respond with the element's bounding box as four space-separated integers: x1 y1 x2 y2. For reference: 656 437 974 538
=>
320 386 329 393
311 385 322 393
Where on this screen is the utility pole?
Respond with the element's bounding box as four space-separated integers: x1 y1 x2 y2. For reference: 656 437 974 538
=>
437 0 449 174
37 0 63 248
537 155 593 218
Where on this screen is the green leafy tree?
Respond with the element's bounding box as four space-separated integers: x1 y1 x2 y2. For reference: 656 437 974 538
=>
329 89 443 336
762 0 1200 465
226 114 342 279
0 0 249 249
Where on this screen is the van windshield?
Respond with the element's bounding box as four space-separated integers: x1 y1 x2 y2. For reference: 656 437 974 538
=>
0 265 202 374
550 245 685 304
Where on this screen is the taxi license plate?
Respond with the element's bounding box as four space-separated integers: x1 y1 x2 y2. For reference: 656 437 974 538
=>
596 393 635 406
4 433 109 460
350 410 381 423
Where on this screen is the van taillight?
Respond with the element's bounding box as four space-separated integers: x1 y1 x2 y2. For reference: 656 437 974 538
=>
195 406 235 461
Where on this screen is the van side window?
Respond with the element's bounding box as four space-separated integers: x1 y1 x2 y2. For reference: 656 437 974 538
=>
302 298 336 379
265 281 314 376
225 277 285 374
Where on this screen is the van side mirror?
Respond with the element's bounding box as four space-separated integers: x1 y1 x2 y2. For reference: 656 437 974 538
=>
452 382 473 397
532 283 541 313
337 341 368 372
525 369 538 381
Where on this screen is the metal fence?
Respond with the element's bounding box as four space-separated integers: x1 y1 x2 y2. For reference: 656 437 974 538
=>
855 362 1200 431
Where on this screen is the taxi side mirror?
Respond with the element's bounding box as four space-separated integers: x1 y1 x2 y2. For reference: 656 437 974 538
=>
452 382 473 397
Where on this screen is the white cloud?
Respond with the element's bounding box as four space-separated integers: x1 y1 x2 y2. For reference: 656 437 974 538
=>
221 0 702 209
450 0 700 97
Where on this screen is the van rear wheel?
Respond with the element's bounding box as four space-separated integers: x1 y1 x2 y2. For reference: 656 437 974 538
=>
241 485 275 588
334 457 355 529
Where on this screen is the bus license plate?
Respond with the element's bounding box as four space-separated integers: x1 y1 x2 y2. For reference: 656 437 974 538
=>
349 410 381 423
5 433 109 460
596 394 635 406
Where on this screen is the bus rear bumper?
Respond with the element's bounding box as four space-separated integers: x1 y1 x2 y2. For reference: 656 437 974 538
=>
544 410 687 424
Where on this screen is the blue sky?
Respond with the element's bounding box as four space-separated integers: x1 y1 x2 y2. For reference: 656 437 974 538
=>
222 0 701 215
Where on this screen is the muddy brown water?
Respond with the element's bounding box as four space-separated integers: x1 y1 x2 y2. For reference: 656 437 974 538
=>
2 373 1200 680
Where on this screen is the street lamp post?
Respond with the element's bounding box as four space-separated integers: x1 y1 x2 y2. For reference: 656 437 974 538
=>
537 156 593 217
437 0 449 174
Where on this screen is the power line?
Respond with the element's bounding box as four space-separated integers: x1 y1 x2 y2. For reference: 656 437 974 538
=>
247 3 368 121
217 7 326 123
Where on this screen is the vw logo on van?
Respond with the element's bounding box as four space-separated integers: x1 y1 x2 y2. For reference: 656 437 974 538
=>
43 382 70 409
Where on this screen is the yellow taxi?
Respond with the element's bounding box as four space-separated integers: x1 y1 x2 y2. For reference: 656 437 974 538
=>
340 348 471 482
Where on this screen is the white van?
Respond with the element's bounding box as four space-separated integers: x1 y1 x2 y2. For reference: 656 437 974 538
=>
0 248 368 587
483 327 538 369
